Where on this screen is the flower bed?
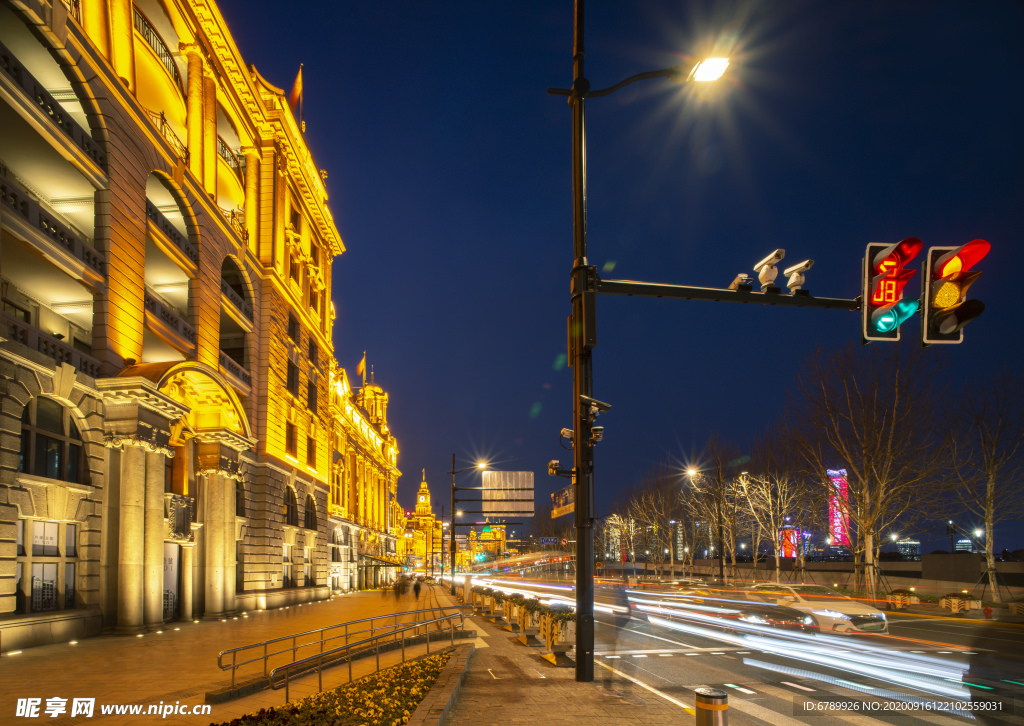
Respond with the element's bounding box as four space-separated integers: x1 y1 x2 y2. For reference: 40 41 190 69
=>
212 651 452 726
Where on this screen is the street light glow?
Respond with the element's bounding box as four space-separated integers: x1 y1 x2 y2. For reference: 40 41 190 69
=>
687 468 697 477
693 58 729 82
974 529 983 538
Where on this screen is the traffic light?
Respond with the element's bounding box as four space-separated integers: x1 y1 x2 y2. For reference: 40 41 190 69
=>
921 239 990 345
861 238 923 343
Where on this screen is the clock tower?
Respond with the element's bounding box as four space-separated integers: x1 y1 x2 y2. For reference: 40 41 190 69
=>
414 469 432 517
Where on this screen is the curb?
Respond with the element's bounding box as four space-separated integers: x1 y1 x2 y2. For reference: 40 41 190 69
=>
205 629 476 704
407 643 475 726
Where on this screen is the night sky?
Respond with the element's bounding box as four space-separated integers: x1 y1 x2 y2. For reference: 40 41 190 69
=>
222 1 1024 548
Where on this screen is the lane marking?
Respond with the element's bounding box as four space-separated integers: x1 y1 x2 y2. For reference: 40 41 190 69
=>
658 653 672 657
605 655 620 659
781 681 815 692
595 661 695 715
597 619 697 648
632 654 648 658
685 653 699 656
724 683 757 694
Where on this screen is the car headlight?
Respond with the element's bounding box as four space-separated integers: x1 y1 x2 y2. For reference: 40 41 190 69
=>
812 609 850 620
739 615 768 624
803 616 814 625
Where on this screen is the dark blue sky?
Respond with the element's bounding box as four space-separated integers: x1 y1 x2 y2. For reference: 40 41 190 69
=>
223 1 1024 545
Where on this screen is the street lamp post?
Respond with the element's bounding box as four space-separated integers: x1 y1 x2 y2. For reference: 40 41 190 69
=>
551 1 734 681
448 455 487 595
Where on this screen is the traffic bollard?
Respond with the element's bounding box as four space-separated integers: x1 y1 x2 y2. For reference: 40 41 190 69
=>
694 687 728 726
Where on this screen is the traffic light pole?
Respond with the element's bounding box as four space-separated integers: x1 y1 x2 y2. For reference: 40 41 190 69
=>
568 0 597 684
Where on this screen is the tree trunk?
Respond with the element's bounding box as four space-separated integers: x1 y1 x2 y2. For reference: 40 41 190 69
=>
864 532 877 601
986 474 1000 603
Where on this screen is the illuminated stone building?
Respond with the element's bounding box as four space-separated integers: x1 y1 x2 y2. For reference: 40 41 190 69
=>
325 369 401 591
0 0 399 650
405 472 442 573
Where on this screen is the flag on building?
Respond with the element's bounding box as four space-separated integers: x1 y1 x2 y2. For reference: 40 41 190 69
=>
356 351 366 383
288 64 303 111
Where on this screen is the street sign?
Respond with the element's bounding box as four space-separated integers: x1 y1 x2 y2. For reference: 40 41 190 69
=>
561 538 568 546
551 482 574 518
482 471 535 516
540 536 558 546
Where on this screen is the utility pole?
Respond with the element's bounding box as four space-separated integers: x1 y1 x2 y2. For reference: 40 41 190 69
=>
440 505 445 583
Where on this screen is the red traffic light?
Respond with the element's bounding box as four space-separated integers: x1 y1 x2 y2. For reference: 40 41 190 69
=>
862 238 924 343
934 239 990 278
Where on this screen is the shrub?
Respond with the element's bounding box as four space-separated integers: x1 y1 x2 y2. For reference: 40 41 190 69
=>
211 651 452 726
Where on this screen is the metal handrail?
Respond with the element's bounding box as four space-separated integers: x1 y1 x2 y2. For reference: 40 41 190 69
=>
269 610 466 702
216 604 468 687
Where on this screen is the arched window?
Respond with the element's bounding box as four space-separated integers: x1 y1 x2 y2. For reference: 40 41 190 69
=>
283 487 298 526
19 398 84 484
235 481 245 517
304 494 317 531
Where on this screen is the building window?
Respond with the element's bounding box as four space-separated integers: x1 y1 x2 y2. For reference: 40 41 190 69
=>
284 487 298 527
309 288 320 315
290 209 301 231
304 546 313 586
236 541 244 593
306 435 316 469
3 298 31 324
285 423 297 457
289 254 301 285
286 360 299 396
236 481 245 517
304 494 317 531
306 379 317 414
16 518 77 614
282 544 293 588
19 398 84 484
308 341 318 366
288 314 299 342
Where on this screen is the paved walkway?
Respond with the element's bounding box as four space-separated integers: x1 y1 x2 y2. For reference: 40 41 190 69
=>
438 588 761 726
0 585 459 725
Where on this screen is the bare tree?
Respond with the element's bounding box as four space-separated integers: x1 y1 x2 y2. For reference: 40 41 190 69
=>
947 371 1024 603
742 431 804 583
786 342 947 599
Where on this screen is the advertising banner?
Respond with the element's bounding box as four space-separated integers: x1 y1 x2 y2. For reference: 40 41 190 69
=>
826 468 851 547
482 470 535 516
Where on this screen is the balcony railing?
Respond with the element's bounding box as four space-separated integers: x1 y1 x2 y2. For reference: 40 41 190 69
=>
217 136 241 173
145 200 199 266
218 206 248 244
218 350 251 387
0 179 104 276
132 5 183 95
144 286 196 346
0 38 105 168
220 278 254 322
2 310 102 378
61 0 81 23
144 108 189 165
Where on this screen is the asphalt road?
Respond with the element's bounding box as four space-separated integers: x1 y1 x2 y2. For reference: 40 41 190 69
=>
477 576 1024 726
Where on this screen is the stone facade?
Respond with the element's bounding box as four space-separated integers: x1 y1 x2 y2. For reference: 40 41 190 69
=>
0 0 400 652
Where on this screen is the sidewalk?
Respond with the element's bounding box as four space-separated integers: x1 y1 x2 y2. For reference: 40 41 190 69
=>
1 585 458 725
433 588 758 726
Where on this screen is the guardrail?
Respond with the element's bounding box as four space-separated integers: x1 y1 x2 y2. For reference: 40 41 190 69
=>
216 604 471 702
270 610 466 701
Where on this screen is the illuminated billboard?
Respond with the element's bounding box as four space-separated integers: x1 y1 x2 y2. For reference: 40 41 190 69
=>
826 468 851 547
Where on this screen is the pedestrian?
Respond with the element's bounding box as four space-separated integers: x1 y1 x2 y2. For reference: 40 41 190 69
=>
413 580 421 600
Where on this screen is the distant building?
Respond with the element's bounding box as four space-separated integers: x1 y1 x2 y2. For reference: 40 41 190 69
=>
955 538 974 553
896 538 921 558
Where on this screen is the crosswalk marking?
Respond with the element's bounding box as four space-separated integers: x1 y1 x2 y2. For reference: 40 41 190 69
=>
781 681 815 692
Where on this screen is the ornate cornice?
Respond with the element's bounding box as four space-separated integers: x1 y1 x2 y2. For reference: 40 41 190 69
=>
105 435 174 457
196 467 244 482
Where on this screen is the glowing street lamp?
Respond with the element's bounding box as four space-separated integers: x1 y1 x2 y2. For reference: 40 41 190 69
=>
691 58 730 82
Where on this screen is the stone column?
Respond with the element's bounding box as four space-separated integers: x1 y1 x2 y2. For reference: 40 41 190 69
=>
202 73 217 195
203 472 224 617
223 476 236 613
180 542 195 621
243 148 259 251
144 450 165 630
81 0 110 58
183 46 204 179
117 445 145 632
107 0 134 89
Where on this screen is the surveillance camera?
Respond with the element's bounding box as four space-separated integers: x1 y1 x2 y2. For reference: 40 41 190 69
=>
579 395 612 418
783 259 814 277
753 249 785 291
752 249 785 273
591 426 604 442
560 427 574 439
728 273 752 291
548 460 561 476
784 259 814 293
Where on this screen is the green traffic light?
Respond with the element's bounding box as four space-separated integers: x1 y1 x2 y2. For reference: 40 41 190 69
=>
873 299 919 333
